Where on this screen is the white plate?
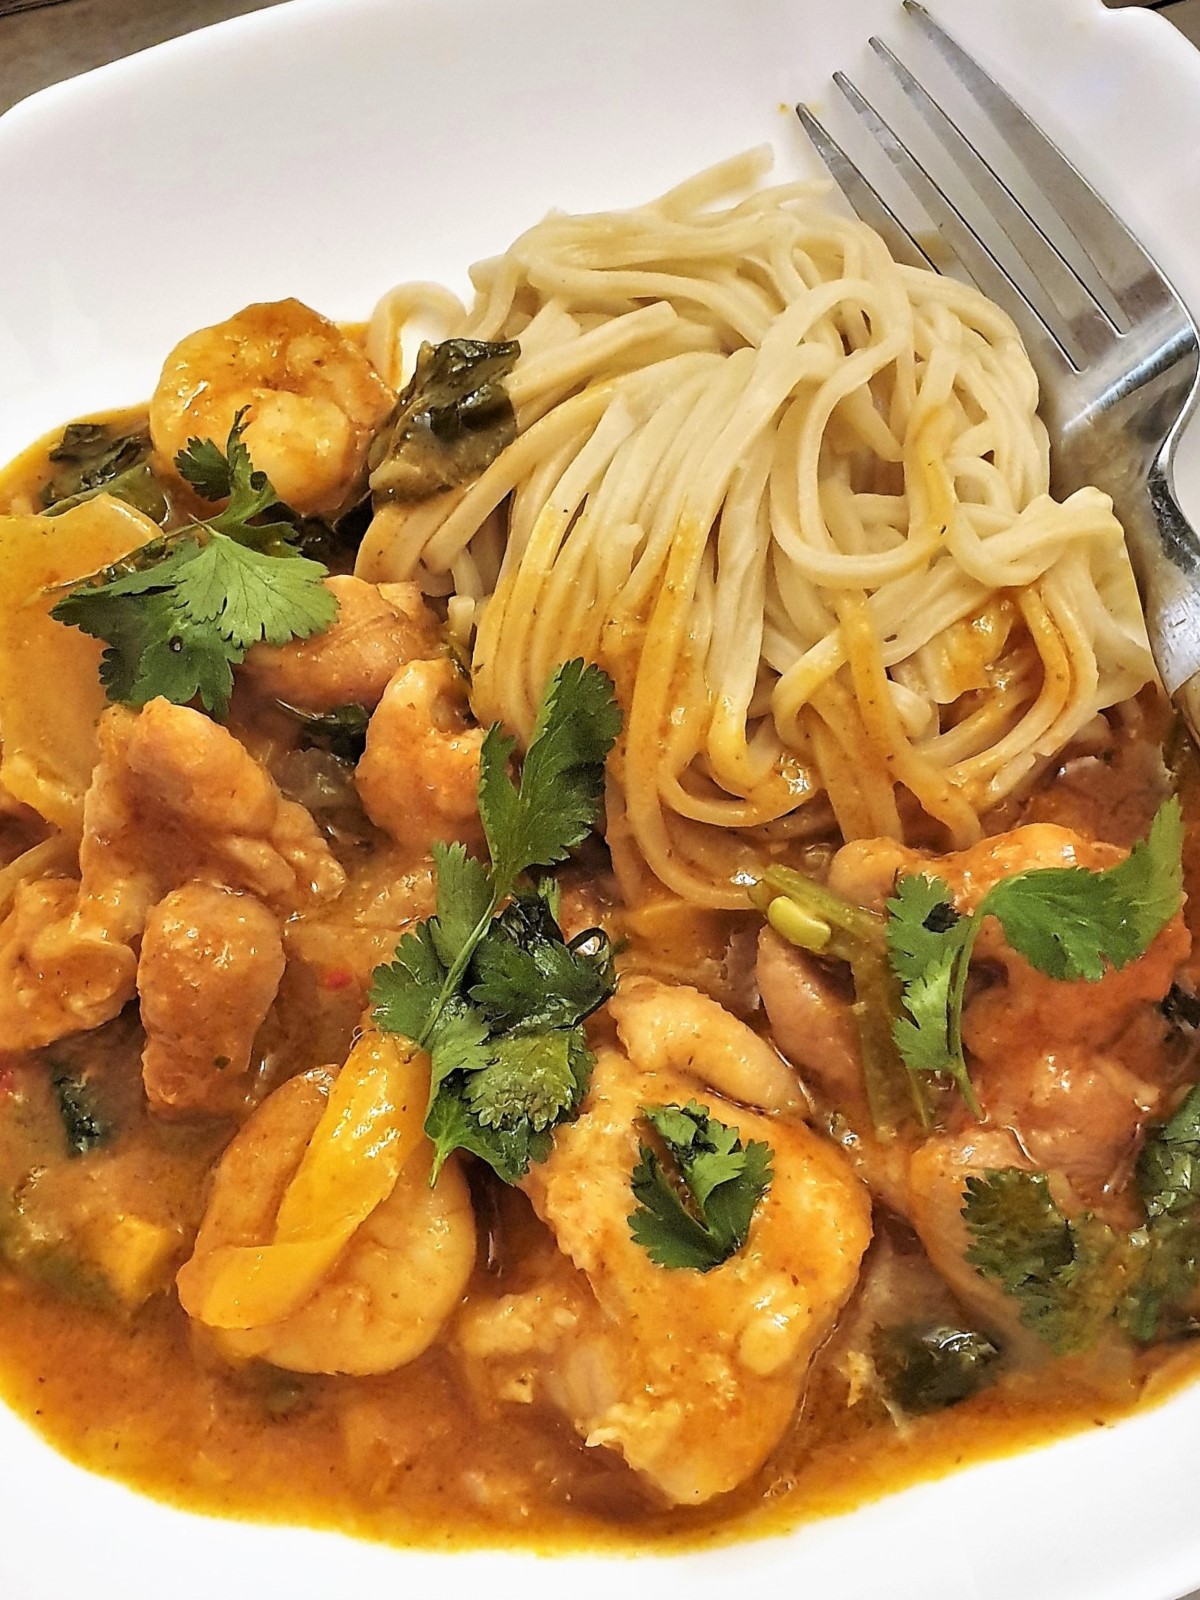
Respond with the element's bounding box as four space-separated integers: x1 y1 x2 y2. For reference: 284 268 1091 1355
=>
3 1 1200 1596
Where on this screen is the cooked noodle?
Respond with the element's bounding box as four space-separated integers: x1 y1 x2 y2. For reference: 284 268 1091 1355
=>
358 149 1153 908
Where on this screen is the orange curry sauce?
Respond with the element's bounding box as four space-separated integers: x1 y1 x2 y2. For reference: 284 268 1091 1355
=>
0 421 1198 1554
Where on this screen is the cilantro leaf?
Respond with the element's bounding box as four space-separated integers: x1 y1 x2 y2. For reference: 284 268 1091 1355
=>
963 1157 1200 1353
886 874 979 1114
628 1101 773 1272
175 433 238 501
52 532 336 719
480 657 621 898
40 422 169 523
1137 1083 1200 1220
982 799 1184 982
426 998 492 1098
170 537 335 651
371 661 621 1184
963 1169 1116 1353
885 875 961 983
424 1087 552 1187
469 895 614 1033
51 419 339 719
429 842 495 970
872 1323 1000 1415
370 925 448 1045
882 801 1184 1117
465 1030 590 1133
751 864 927 1136
282 702 371 765
174 408 295 550
369 337 520 504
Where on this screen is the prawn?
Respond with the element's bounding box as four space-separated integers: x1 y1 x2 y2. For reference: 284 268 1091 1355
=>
356 658 484 854
465 984 871 1505
177 1031 475 1375
149 298 395 518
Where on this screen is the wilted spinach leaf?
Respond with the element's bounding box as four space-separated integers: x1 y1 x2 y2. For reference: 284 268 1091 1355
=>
41 421 168 523
369 337 520 503
872 1322 1001 1414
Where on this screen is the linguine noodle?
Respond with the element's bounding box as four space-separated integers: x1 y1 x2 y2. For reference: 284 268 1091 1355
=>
358 149 1152 908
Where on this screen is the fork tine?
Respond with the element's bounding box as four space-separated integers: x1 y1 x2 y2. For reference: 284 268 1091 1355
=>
795 103 936 274
868 36 1114 371
902 0 1163 320
832 70 1072 381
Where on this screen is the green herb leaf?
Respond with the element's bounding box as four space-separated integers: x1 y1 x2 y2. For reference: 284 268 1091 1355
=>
962 1162 1200 1353
1137 1083 1200 1220
963 1169 1116 1353
480 656 621 898
40 422 168 522
371 924 449 1047
281 702 371 765
52 533 335 719
369 338 520 504
628 1100 773 1272
983 799 1184 981
51 419 338 719
429 842 496 970
370 660 621 1183
884 800 1183 1114
175 409 297 552
51 1067 111 1158
466 1029 589 1133
469 896 614 1033
872 1323 1001 1415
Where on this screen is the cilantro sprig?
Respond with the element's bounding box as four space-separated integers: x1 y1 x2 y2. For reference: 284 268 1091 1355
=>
964 1088 1200 1351
751 800 1184 1131
51 412 337 717
628 1101 774 1272
370 659 621 1183
886 799 1184 1105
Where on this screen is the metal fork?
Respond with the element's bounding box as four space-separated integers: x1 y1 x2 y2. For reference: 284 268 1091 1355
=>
797 1 1200 737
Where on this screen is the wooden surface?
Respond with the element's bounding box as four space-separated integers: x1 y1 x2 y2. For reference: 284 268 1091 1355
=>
0 0 1198 113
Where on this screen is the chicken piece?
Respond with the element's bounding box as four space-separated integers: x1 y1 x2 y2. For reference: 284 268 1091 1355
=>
240 576 441 713
0 699 343 1053
0 878 136 1051
138 885 285 1118
760 821 1191 1335
756 927 860 1106
905 1127 1041 1343
514 1037 872 1504
149 298 395 518
177 1032 475 1376
356 658 484 854
82 697 345 939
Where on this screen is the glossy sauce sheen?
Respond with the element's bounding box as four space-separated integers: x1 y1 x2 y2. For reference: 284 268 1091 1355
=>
0 431 1199 1553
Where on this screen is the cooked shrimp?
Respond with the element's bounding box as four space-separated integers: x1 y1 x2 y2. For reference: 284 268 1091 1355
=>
760 822 1190 1333
356 658 484 853
149 299 395 518
240 577 441 712
512 1034 872 1503
609 974 803 1112
832 823 1188 1205
138 885 285 1118
176 1031 474 1375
